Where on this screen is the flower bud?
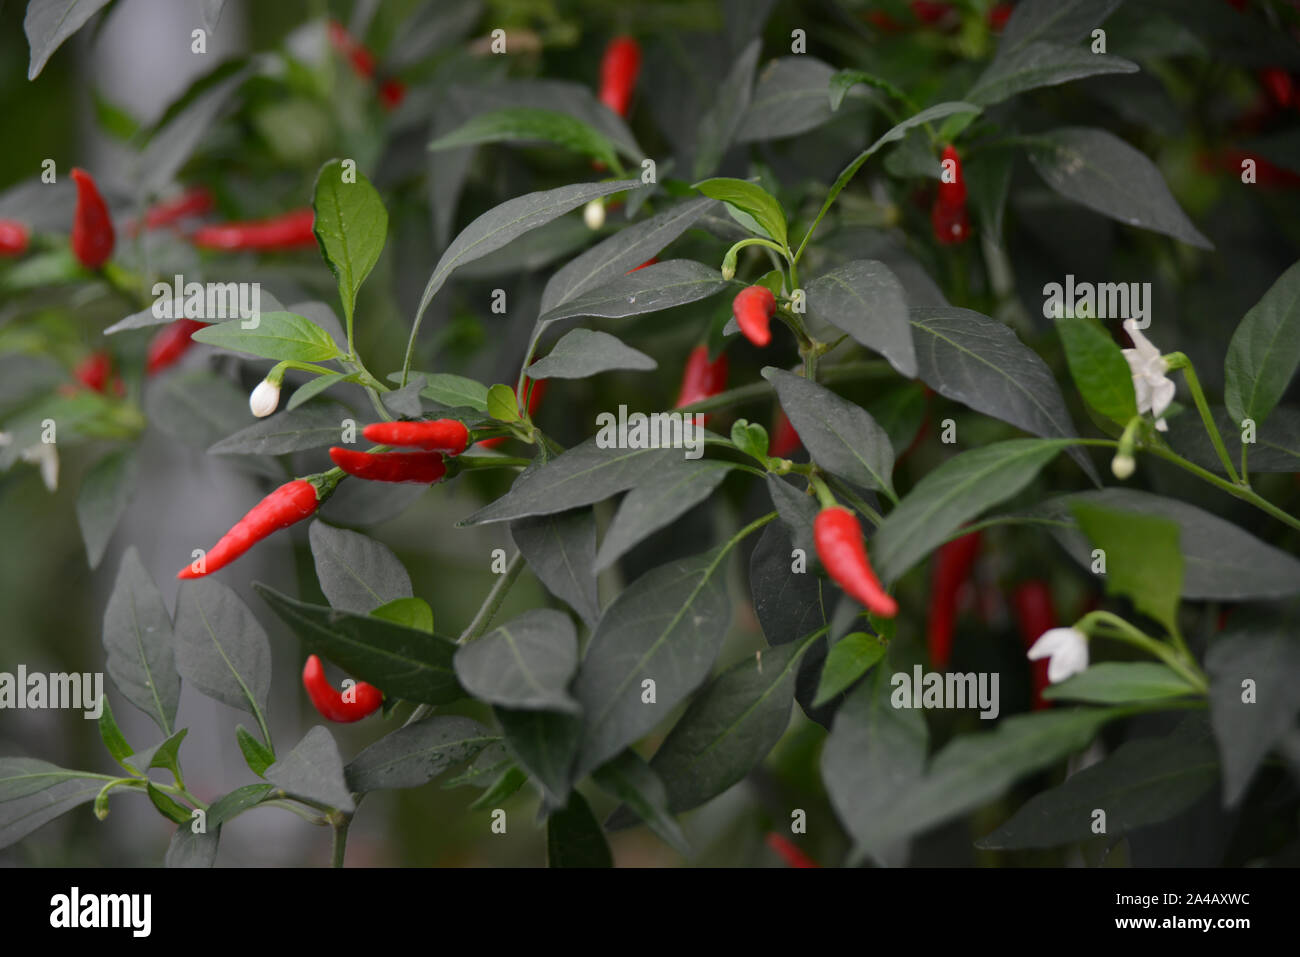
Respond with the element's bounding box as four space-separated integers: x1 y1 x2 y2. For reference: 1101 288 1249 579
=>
250 377 281 417
1111 452 1135 480
583 198 606 230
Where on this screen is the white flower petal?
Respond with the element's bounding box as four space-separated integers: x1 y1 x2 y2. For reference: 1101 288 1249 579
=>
1027 626 1089 683
1148 376 1176 420
250 378 281 418
1123 320 1162 363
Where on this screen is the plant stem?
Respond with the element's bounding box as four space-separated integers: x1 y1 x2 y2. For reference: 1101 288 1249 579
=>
1146 445 1300 533
330 814 350 868
1077 610 1207 691
458 550 525 644
1164 352 1240 484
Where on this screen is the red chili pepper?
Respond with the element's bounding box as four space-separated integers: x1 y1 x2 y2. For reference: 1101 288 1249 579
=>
937 144 967 209
910 1 952 25
146 319 206 376
733 285 776 348
141 186 215 231
1260 68 1293 109
628 257 657 273
931 196 971 244
598 36 642 117
988 3 1013 31
362 418 470 454
765 832 820 868
329 447 447 484
0 220 30 257
70 168 115 269
867 10 905 32
302 654 383 723
770 409 801 458
675 345 729 409
1011 580 1056 710
190 208 317 251
378 77 406 111
814 506 898 617
73 352 116 394
926 531 981 667
328 20 376 78
177 479 319 579
1204 149 1300 188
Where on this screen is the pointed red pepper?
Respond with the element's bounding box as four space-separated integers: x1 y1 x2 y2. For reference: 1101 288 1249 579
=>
363 418 470 454
329 448 447 484
302 654 383 723
814 506 898 617
190 209 317 251
733 285 776 347
146 319 206 376
675 345 729 409
70 168 115 269
926 531 981 667
598 36 642 117
177 479 320 579
1011 580 1056 710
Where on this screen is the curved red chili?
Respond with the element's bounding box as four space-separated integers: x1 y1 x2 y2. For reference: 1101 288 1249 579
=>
675 345 729 409
141 186 214 231
70 168 115 269
0 220 30 257
302 654 383 723
329 447 447 484
599 36 642 117
177 479 319 579
765 832 820 868
926 531 981 667
362 418 470 454
190 209 317 251
814 506 898 617
146 319 206 376
733 285 776 348
1011 580 1056 710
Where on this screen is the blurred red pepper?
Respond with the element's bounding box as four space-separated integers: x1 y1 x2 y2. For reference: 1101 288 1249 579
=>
0 220 30 257
910 1 952 25
70 168 115 269
674 345 729 416
139 186 214 232
1260 68 1293 109
71 352 124 396
770 408 801 458
598 36 642 117
191 209 317 251
765 832 820 868
1011 580 1056 710
146 319 206 376
327 20 405 111
988 3 1013 31
926 531 981 667
302 654 383 722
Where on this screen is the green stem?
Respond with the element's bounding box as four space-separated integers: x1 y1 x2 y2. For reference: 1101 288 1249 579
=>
1164 352 1241 485
454 455 532 470
458 549 526 644
1146 445 1300 533
825 475 885 525
258 798 329 825
1077 611 1207 692
330 814 351 868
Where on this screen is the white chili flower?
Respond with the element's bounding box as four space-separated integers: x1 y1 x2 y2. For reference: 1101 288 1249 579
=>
583 198 606 230
249 377 281 418
0 432 60 492
1027 626 1090 684
1121 320 1173 432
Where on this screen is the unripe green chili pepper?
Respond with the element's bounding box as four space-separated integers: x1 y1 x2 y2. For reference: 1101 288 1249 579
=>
329 447 447 484
814 506 898 617
71 168 115 269
302 654 383 723
177 479 320 579
362 418 470 454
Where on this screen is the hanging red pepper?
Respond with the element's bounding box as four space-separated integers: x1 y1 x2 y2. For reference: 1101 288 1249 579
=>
910 1 952 25
328 20 405 111
177 479 320 579
814 506 898 617
329 447 447 484
1011 580 1056 710
937 144 967 208
140 186 214 232
628 257 657 273
988 3 1013 31
1260 68 1294 109
146 319 206 376
769 408 801 458
302 654 383 723
765 832 820 868
190 208 317 251
0 220 30 257
72 351 123 396
598 36 642 117
362 418 470 454
733 285 776 348
926 531 981 667
675 345 729 409
70 168 115 269
932 144 970 245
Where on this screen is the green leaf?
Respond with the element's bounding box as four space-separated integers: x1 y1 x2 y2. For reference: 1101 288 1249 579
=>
1044 662 1199 704
97 697 133 767
265 726 354 813
730 420 769 461
134 71 246 195
512 508 601 628
967 42 1137 107
813 632 887 708
123 728 189 781
977 718 1218 849
486 383 521 422
1166 404 1300 474
192 312 343 363
147 783 192 824
1027 127 1212 249
453 609 580 714
1056 316 1138 425
594 751 691 856
254 584 463 706
0 760 106 850
165 826 219 868
547 791 612 868
101 548 179 737
144 372 268 462
399 372 490 412
693 40 761 180
207 783 274 827
693 178 788 248
593 461 734 573
370 597 434 633
828 69 909 112
287 372 354 411
910 308 1096 482
997 0 1125 56
763 367 895 494
308 520 413 615
642 636 808 815
806 260 916 378
236 726 274 777
527 329 656 380
1042 488 1300 600
738 56 856 142
536 260 728 328
873 439 1074 583
496 707 582 809
429 107 624 169
76 447 138 569
822 665 928 867
1224 259 1300 430
207 400 352 455
312 159 388 333
1070 501 1183 634
24 0 113 80
1207 619 1300 805
468 767 528 810
573 548 733 778
345 716 495 792
174 580 271 728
